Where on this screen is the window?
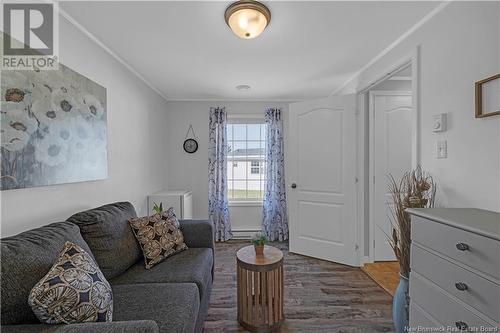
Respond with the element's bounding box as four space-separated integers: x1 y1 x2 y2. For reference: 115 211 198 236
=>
250 161 260 174
227 122 267 201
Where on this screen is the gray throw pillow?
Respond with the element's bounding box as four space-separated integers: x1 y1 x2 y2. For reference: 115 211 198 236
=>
28 242 113 324
67 202 141 279
1 221 95 325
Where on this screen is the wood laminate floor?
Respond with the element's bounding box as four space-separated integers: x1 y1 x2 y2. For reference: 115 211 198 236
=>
203 241 394 333
361 262 400 296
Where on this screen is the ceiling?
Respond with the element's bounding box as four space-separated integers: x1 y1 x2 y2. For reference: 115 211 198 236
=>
60 1 441 101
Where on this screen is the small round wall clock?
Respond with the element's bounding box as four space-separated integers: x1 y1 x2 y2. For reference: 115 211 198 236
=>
183 138 198 154
183 124 198 154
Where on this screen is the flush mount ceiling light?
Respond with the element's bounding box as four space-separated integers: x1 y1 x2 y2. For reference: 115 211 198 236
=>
225 0 271 39
236 84 251 91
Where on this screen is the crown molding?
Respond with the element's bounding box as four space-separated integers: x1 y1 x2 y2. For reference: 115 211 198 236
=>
330 1 452 96
166 98 301 103
388 76 412 81
58 6 170 102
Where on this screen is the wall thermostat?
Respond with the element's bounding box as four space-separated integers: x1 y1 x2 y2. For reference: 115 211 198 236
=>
433 113 447 132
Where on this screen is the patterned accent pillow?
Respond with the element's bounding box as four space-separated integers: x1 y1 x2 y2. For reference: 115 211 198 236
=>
28 242 113 324
129 208 187 269
162 207 180 227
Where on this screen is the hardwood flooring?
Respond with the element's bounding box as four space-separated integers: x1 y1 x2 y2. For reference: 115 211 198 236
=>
361 262 400 296
203 241 394 333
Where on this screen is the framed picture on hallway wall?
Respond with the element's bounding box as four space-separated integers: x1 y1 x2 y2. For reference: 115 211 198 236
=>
1 64 108 190
475 73 500 118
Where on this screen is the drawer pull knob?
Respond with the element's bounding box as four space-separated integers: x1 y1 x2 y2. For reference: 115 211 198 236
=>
456 243 469 251
455 321 468 331
455 282 468 291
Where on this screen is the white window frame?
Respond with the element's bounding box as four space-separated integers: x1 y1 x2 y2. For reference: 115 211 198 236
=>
227 114 267 206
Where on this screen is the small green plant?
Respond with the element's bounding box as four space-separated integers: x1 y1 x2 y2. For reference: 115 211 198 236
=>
152 202 163 214
251 232 269 246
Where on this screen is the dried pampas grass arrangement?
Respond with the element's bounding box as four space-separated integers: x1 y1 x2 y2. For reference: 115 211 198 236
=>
388 166 436 278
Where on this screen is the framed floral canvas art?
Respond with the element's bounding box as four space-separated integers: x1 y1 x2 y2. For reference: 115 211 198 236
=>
1 64 107 190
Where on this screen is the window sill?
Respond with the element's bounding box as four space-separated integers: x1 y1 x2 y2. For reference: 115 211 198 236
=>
229 201 263 207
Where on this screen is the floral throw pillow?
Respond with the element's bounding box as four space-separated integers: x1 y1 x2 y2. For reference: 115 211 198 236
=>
28 242 113 324
129 208 187 269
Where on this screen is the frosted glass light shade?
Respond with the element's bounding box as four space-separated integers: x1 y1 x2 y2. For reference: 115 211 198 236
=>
225 1 271 39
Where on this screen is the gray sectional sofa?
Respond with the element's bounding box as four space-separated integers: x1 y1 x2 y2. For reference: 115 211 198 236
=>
1 202 214 333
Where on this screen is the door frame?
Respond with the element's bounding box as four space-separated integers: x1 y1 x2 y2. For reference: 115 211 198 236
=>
355 47 421 265
368 90 413 263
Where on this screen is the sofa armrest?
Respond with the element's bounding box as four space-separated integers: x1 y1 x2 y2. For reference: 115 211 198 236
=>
179 219 214 250
1 321 159 333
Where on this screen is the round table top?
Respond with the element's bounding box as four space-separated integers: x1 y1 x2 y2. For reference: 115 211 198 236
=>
236 245 283 266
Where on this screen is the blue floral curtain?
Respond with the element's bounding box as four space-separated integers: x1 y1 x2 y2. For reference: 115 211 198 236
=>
208 107 232 242
262 108 288 241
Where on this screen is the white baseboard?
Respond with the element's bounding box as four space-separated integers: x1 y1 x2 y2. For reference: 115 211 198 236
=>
362 256 372 266
232 229 261 239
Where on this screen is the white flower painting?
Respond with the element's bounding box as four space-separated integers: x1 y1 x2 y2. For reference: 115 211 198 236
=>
1 64 107 190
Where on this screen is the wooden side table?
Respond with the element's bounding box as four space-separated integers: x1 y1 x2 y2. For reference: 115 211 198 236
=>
236 245 284 333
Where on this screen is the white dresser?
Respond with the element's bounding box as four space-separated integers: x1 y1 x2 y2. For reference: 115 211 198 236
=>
407 208 500 332
148 190 193 219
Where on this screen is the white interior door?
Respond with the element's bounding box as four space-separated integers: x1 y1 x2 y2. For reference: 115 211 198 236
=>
370 91 412 261
288 94 358 266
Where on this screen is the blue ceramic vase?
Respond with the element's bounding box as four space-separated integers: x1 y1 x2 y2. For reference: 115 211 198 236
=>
392 274 409 333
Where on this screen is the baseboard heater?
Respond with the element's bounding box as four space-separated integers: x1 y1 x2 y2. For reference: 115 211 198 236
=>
232 229 261 239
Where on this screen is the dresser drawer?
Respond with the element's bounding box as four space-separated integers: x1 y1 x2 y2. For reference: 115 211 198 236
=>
411 244 500 322
409 301 442 329
411 215 500 279
410 272 498 330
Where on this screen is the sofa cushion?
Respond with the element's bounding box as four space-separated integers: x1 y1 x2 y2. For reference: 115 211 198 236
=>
129 212 187 269
29 242 113 324
1 222 94 325
67 202 141 280
110 248 213 300
1 320 159 333
112 283 199 333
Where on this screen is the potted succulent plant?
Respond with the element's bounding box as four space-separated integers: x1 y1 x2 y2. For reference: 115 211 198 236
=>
152 202 163 215
251 232 269 256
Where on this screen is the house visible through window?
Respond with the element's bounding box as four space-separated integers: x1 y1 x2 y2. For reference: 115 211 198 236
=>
227 122 267 201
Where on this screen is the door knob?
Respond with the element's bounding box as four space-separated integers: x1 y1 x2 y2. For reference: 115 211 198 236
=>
456 243 469 251
291 183 297 189
455 282 468 291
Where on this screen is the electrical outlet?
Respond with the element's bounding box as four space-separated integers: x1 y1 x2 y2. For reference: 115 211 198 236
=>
436 140 447 159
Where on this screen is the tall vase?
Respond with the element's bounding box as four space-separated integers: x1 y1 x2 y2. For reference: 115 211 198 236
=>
392 274 409 333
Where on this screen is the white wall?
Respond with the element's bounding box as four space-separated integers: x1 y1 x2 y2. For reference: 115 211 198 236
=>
165 101 289 235
339 2 500 212
0 17 170 236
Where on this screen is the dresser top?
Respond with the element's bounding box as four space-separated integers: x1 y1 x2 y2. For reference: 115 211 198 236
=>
407 208 500 241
